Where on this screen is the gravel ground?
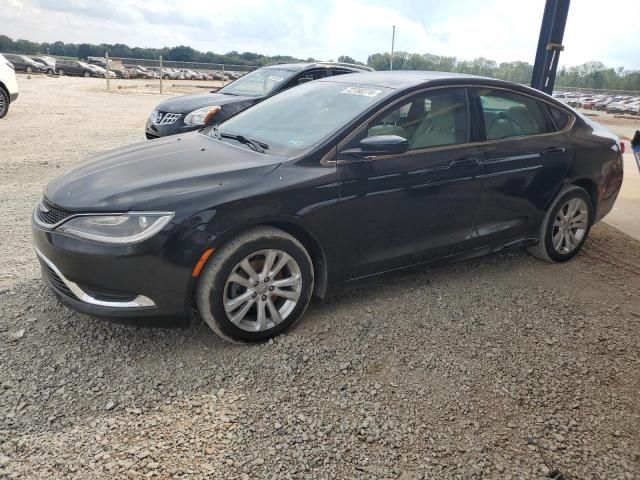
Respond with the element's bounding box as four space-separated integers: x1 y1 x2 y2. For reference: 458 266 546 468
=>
1 76 640 479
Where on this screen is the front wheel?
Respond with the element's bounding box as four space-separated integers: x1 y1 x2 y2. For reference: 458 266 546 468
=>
83 70 91 78
196 227 314 343
26 66 33 74
528 185 593 262
57 68 65 76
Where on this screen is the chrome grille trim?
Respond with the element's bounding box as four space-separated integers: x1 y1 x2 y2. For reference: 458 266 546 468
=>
35 199 72 227
151 110 181 125
36 248 156 308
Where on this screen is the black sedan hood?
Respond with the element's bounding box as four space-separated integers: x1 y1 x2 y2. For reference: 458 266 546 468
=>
156 92 256 113
44 133 282 213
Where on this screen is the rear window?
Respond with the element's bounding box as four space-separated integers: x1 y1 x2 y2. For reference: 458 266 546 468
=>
548 106 571 130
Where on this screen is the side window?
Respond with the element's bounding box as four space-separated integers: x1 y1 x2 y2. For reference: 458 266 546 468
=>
547 106 571 131
330 69 352 77
364 88 468 150
289 70 328 87
478 88 551 140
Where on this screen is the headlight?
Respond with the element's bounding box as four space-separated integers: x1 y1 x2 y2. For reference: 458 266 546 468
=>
184 106 221 125
56 212 174 244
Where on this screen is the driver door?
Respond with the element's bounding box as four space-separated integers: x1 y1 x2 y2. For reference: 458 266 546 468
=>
337 87 484 280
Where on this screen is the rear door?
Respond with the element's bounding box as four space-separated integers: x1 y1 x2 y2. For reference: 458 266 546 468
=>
470 87 574 246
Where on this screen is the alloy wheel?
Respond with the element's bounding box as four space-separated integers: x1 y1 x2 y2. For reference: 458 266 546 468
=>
223 249 302 332
552 198 589 254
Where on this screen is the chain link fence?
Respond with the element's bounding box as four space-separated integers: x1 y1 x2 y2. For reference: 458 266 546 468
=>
86 54 261 93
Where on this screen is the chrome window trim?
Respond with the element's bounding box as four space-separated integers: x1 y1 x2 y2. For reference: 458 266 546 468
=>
336 83 576 163
35 248 155 308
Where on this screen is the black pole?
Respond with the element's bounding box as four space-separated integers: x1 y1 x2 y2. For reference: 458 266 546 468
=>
531 0 571 94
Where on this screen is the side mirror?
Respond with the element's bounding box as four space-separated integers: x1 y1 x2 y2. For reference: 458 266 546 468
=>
341 135 410 158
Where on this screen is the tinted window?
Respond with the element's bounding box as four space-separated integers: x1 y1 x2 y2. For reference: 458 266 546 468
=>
218 68 296 97
331 69 353 76
365 88 469 150
289 69 328 87
478 89 550 140
217 81 392 156
548 106 571 130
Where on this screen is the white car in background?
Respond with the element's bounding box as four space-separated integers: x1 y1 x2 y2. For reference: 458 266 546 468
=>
0 53 19 118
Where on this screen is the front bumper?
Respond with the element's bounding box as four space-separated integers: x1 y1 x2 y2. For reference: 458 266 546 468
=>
32 221 206 319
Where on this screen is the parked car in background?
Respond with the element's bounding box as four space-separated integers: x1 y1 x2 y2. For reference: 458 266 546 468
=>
160 68 182 80
607 98 638 114
31 56 56 74
0 53 19 118
552 92 570 104
595 97 614 110
87 57 130 79
33 72 624 342
2 54 47 74
87 63 116 78
146 62 373 139
180 69 205 80
56 60 95 77
624 101 640 115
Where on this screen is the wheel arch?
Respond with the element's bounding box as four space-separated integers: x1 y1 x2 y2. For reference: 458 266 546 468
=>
570 177 599 216
258 221 328 299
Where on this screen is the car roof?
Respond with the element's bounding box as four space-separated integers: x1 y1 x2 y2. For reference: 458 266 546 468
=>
313 70 556 97
264 62 372 73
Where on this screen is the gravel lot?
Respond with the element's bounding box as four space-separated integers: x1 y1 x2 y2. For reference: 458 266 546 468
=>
1 76 640 479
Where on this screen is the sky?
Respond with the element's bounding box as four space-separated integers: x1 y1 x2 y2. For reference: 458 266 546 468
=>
1 0 639 69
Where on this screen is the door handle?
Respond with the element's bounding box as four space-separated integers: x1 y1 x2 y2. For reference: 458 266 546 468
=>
449 157 480 168
542 147 566 156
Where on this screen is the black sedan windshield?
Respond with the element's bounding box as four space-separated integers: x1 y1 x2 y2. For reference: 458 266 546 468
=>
213 81 392 155
218 68 295 97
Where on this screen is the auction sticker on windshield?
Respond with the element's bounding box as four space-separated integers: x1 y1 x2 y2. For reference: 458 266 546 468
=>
340 87 382 97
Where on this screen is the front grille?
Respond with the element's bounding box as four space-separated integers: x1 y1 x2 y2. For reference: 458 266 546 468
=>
39 260 75 299
151 110 181 125
36 199 72 226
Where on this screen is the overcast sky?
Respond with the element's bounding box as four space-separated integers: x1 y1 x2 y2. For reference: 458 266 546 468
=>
1 0 638 69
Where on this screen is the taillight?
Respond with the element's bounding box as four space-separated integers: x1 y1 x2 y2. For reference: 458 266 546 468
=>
620 141 625 154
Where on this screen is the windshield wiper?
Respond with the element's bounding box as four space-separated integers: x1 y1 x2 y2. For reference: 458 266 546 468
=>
220 133 269 153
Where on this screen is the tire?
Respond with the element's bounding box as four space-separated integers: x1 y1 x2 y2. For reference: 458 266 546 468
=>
196 226 314 343
83 70 91 78
0 87 9 119
26 66 32 74
58 68 65 76
47 69 53 75
163 75 170 80
528 185 593 263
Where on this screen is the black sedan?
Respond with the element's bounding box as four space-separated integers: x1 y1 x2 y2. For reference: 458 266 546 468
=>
3 54 47 74
145 62 372 139
33 72 624 342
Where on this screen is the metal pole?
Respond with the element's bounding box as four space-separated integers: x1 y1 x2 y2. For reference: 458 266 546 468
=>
531 0 570 94
105 51 110 90
222 64 226 87
159 55 163 94
390 26 396 71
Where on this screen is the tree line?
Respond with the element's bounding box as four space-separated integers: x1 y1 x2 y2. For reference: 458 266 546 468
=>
2 35 639 91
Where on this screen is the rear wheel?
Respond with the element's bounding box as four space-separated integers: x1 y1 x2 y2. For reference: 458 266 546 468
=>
26 65 32 74
196 227 314 343
83 70 91 78
528 185 593 262
58 68 65 76
0 87 9 119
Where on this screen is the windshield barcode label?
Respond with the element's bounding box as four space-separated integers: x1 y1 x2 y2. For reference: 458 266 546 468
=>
340 87 382 97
